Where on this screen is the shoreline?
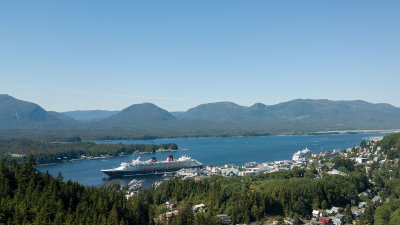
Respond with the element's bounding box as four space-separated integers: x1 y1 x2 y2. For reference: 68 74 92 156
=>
93 129 397 142
34 148 181 166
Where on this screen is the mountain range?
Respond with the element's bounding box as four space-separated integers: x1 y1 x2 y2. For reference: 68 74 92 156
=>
1 94 400 139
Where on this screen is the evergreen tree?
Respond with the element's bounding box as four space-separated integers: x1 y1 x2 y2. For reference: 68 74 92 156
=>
344 204 353 224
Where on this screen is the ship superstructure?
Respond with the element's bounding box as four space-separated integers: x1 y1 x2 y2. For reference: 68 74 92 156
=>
101 155 202 177
292 147 312 161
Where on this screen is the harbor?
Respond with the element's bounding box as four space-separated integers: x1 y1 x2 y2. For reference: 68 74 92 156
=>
37 133 389 188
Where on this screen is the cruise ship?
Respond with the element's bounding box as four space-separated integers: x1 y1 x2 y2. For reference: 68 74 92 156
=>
101 155 202 177
292 147 312 161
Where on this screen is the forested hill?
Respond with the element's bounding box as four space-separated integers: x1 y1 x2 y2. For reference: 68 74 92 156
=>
0 158 151 224
96 103 175 127
378 132 400 159
1 95 400 139
0 94 75 129
379 132 400 150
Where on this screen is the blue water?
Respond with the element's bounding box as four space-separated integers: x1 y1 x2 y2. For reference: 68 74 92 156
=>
37 133 388 187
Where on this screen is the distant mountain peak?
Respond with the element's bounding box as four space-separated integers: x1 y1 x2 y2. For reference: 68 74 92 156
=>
249 103 267 108
197 101 243 107
98 102 174 127
123 102 162 110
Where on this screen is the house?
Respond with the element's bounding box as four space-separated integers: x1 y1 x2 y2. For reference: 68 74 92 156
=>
276 167 290 172
193 203 207 213
279 164 291 170
221 168 240 176
159 210 180 224
327 169 348 176
125 192 134 200
324 152 338 160
316 164 327 173
355 157 368 164
257 166 275 173
312 210 320 218
211 167 222 174
165 210 179 218
165 200 174 205
325 209 334 216
312 210 325 218
331 207 341 214
216 214 232 225
239 170 260 176
319 217 333 225
167 203 176 209
165 201 177 209
284 217 298 225
358 202 368 209
333 214 345 225
372 195 381 204
308 158 316 163
325 162 338 170
244 161 258 168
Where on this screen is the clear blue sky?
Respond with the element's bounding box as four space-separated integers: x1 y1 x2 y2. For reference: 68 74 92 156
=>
1 1 399 112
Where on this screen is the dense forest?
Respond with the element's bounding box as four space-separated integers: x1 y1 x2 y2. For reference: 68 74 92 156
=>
0 128 274 142
371 132 400 224
379 132 400 159
0 157 370 224
0 139 177 164
139 168 369 224
0 157 150 224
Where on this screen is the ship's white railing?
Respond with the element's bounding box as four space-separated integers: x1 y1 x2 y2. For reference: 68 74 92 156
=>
177 155 191 161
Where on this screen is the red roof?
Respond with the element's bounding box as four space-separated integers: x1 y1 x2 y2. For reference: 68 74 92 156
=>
319 219 332 224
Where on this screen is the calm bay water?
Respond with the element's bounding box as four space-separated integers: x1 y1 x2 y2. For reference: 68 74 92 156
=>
37 133 387 187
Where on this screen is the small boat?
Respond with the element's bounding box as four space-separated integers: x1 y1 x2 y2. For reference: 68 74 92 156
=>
163 172 175 181
153 181 163 187
128 179 144 191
